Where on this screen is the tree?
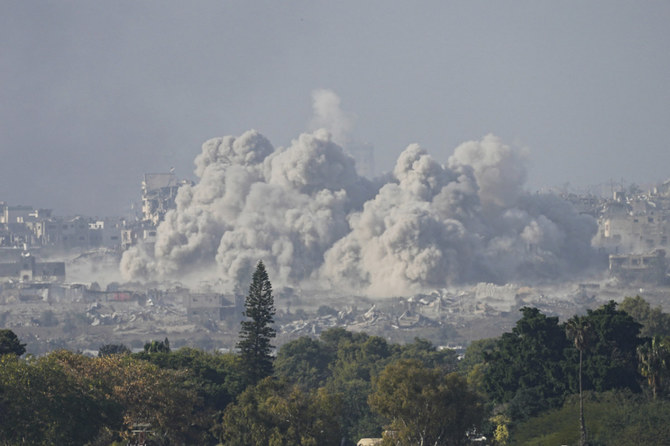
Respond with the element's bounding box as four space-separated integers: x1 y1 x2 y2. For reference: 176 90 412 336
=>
398 337 459 371
565 315 593 446
217 377 342 446
490 414 510 446
144 337 171 353
510 389 670 445
0 329 26 357
237 260 276 384
620 295 670 338
483 307 570 417
134 346 247 414
51 350 208 444
581 301 642 392
275 336 334 389
98 343 131 357
369 359 485 446
0 352 121 445
637 336 670 400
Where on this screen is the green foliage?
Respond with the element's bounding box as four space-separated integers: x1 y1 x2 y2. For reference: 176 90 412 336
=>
458 337 497 374
51 350 209 444
490 414 511 445
144 337 171 353
217 377 343 445
637 335 670 399
275 330 459 444
579 301 642 393
459 338 498 396
564 314 592 445
397 337 459 371
324 331 395 442
369 359 486 446
0 328 26 356
565 315 593 353
328 377 385 443
237 260 276 384
0 353 122 445
620 295 670 338
483 307 570 416
275 336 334 389
134 347 246 413
484 303 646 425
330 333 397 383
0 299 659 445
510 390 670 445
98 343 131 357
0 350 213 445
276 329 460 443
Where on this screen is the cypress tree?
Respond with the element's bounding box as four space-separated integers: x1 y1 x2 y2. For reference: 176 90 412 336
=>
236 260 276 384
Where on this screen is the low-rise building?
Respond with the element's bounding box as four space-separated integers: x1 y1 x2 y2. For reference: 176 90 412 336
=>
184 292 236 322
609 249 668 284
0 253 65 283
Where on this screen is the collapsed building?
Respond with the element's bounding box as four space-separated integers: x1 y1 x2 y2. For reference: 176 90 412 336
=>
182 292 240 323
120 172 192 249
594 182 670 255
0 252 65 283
609 249 669 285
590 180 670 285
141 172 192 226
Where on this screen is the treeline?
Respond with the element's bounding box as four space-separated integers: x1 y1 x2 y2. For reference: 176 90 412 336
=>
478 296 670 444
0 295 669 445
0 329 465 445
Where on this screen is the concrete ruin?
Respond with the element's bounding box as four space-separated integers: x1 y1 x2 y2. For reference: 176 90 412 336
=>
609 249 669 285
141 172 192 226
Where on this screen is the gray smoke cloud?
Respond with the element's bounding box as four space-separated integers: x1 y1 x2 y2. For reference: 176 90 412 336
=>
120 127 375 289
309 89 355 148
318 134 598 296
120 94 600 296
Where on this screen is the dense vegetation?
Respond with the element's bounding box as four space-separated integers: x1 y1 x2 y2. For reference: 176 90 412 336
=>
0 295 669 445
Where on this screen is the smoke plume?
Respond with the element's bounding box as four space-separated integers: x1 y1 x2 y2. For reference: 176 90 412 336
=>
309 89 355 148
120 96 600 296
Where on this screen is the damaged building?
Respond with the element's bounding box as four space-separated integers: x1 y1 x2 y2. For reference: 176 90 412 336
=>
141 172 192 226
0 202 126 252
183 292 239 323
119 172 192 249
609 249 669 284
594 183 670 255
0 252 65 283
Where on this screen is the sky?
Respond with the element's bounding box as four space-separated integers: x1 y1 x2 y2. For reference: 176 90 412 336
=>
1 1 669 216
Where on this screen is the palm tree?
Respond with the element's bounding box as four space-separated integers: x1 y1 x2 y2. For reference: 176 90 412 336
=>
637 336 669 400
566 315 592 446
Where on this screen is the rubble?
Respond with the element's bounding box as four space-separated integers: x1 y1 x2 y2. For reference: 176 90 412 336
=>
3 179 670 354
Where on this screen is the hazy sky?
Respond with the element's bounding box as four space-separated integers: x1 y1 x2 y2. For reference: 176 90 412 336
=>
2 1 669 216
